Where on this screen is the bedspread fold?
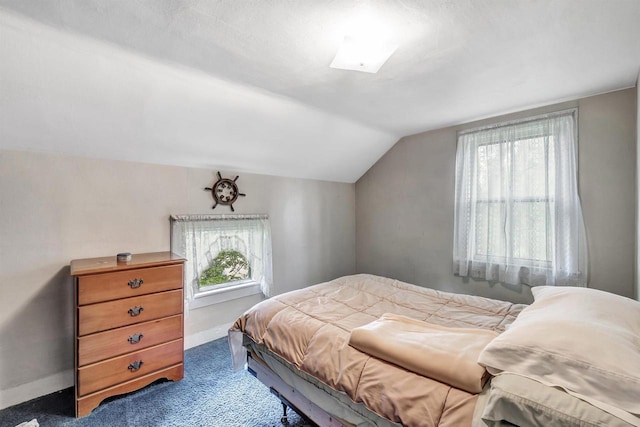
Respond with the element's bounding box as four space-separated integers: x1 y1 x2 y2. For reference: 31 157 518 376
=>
349 313 497 393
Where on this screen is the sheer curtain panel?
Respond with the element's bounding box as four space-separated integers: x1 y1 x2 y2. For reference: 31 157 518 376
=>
170 214 273 301
453 109 587 287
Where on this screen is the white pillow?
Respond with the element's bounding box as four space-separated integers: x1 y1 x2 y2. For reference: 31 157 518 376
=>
478 286 640 422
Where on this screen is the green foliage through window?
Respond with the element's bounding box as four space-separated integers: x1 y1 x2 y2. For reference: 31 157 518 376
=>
199 250 250 286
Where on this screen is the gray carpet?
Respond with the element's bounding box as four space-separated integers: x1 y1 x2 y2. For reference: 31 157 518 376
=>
0 338 311 427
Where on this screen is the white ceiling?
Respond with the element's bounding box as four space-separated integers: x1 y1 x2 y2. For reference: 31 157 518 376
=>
1 1 639 182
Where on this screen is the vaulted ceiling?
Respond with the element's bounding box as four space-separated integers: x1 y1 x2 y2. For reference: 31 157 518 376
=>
1 1 639 182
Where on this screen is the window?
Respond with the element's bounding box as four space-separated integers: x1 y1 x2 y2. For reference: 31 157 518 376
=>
453 109 587 287
170 214 273 308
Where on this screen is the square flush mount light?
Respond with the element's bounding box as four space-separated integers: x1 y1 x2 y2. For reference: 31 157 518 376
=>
330 36 397 74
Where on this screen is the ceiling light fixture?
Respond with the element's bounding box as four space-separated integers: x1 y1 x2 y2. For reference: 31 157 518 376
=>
329 6 398 74
330 36 397 74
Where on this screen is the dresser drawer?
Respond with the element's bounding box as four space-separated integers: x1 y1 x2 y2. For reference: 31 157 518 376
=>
78 314 183 366
78 290 183 336
77 339 183 397
78 264 183 305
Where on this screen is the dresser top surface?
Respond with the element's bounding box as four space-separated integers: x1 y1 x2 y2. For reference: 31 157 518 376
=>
70 251 185 276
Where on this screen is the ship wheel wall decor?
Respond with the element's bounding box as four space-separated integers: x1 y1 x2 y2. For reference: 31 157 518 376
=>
204 171 246 211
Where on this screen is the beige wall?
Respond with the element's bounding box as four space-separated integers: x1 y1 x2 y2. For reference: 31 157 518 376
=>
357 88 637 304
637 75 640 301
0 150 355 407
1 87 636 408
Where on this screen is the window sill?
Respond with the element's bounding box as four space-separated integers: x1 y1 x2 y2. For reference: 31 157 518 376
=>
189 281 262 309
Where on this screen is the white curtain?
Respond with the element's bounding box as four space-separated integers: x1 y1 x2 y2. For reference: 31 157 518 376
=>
453 109 588 287
170 214 273 301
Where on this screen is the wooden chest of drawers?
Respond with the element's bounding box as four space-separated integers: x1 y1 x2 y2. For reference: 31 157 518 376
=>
70 252 186 417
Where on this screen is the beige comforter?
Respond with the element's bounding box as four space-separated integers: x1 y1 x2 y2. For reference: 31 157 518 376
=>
231 274 525 427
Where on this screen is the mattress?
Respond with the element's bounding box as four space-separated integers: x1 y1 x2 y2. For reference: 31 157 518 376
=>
230 274 526 427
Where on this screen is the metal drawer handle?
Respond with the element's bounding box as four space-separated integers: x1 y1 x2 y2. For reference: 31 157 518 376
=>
128 278 144 289
128 360 144 372
128 306 144 317
128 333 144 344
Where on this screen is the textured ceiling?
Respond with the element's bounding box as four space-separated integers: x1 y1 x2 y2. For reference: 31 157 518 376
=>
1 1 639 182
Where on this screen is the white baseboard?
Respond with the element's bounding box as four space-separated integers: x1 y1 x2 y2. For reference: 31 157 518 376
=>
0 369 73 411
184 321 234 350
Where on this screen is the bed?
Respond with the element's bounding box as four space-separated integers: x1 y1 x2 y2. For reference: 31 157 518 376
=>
228 274 640 427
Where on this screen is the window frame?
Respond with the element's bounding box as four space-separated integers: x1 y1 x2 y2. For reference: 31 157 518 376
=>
453 108 587 287
190 279 261 309
470 133 557 269
170 214 272 309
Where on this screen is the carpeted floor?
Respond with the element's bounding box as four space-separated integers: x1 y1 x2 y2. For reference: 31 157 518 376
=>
0 338 312 427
